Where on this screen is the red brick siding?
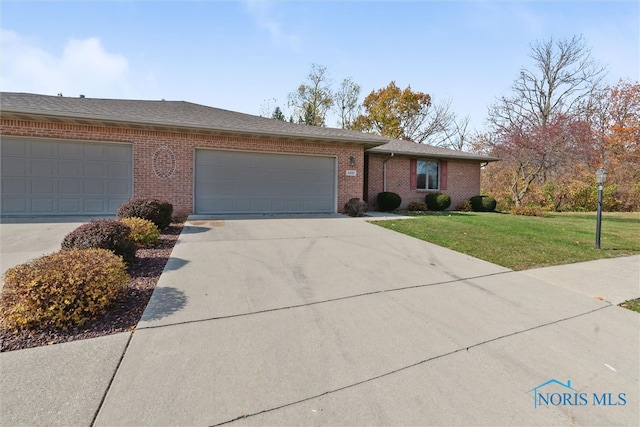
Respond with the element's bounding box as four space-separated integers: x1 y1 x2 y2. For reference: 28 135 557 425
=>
366 154 481 210
1 119 365 214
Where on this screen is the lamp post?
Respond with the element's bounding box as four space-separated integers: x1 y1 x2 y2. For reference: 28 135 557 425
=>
595 168 607 249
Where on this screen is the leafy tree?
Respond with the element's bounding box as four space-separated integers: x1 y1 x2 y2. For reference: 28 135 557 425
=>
288 63 334 126
350 81 455 144
271 106 286 121
334 77 361 129
586 79 640 210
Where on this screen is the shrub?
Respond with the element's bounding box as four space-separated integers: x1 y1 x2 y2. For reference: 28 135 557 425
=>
469 195 485 212
117 198 173 230
61 220 137 265
510 206 551 217
377 192 402 212
0 249 129 330
469 195 497 212
482 196 497 212
425 192 451 211
407 201 428 212
343 198 368 217
120 217 160 245
456 200 472 212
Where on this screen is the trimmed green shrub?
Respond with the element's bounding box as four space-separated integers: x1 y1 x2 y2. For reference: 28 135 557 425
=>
482 196 497 212
469 195 485 212
0 249 129 330
61 220 136 265
377 192 402 212
407 201 428 211
120 217 160 245
425 192 451 211
344 198 368 217
117 198 173 230
469 195 497 212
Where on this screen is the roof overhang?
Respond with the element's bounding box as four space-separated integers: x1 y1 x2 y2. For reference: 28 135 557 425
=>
367 147 500 162
0 109 389 148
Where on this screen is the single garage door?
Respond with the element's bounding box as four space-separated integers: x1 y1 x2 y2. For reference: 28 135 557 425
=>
1 137 132 216
195 150 336 214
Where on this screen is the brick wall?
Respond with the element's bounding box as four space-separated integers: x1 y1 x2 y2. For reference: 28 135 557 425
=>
366 154 481 210
1 119 365 214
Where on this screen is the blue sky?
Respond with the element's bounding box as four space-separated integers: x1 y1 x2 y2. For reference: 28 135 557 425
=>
2 0 638 133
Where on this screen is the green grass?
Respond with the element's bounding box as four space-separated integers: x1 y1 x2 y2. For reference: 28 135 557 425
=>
373 212 640 271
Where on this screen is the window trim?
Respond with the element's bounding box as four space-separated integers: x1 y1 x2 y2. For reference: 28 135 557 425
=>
410 158 447 191
416 159 440 191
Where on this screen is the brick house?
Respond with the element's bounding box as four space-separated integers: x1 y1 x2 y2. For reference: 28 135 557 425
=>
0 92 497 216
366 139 498 210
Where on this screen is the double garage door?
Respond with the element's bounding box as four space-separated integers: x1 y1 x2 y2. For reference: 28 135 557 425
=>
195 149 336 214
1 137 132 216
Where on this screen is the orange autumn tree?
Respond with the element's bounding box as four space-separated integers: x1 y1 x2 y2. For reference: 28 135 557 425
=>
588 79 640 211
350 81 455 145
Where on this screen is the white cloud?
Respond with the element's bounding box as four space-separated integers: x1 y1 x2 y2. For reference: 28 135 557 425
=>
243 0 301 52
1 29 132 97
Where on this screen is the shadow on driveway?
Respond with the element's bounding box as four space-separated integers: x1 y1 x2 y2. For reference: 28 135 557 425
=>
140 287 188 323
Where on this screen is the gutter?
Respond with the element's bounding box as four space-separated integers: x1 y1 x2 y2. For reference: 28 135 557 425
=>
1 108 390 148
382 153 394 192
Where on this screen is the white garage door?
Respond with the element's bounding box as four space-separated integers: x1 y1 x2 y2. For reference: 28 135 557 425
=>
1 137 133 216
195 150 336 214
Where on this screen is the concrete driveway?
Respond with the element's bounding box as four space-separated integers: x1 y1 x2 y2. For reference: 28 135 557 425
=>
88 217 638 426
0 216 102 277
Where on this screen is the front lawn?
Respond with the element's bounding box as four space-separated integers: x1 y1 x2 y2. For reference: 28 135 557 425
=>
373 212 640 271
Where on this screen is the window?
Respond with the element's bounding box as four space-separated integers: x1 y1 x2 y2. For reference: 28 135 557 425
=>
416 160 439 190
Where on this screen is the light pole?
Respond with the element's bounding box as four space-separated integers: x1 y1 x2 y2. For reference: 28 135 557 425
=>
595 168 607 249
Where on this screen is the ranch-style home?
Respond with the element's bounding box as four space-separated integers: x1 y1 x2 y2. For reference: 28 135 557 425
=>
0 92 497 217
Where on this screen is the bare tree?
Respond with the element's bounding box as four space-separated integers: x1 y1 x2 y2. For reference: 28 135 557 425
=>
334 77 361 129
442 114 471 151
490 35 606 130
288 63 334 126
485 35 606 206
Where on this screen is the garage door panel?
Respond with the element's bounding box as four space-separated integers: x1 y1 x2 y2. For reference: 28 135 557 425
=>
58 142 83 159
84 199 106 213
107 146 131 161
2 139 27 156
108 162 132 178
195 150 336 214
31 199 55 214
109 181 131 196
1 138 132 216
31 141 56 157
85 180 106 195
31 159 56 176
85 162 108 178
84 144 106 160
2 157 26 175
2 178 28 194
59 199 81 214
2 199 28 214
59 179 82 194
59 161 82 177
32 179 55 194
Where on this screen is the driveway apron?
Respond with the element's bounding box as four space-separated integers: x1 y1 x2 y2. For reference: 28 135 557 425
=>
94 217 639 426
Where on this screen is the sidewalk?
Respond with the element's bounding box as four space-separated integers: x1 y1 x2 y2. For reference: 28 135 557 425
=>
1 218 638 426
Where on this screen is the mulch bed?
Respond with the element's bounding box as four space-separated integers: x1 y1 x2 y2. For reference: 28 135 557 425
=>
0 223 183 352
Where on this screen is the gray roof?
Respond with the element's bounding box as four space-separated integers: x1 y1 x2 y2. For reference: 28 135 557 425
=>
368 138 499 162
0 92 389 147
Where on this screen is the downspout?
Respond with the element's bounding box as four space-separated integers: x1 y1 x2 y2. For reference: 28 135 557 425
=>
382 153 394 192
